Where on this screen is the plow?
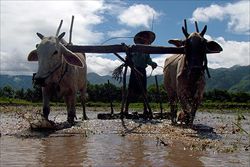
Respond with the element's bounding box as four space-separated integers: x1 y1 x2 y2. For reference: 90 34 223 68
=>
32 16 222 121
63 16 220 120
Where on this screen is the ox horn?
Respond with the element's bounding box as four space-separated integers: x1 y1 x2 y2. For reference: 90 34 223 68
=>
184 19 188 32
195 21 199 32
182 19 189 38
56 19 63 37
36 32 44 40
200 25 207 37
182 27 189 38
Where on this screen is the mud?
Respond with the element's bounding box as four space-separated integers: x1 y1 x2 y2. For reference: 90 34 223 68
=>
0 106 249 167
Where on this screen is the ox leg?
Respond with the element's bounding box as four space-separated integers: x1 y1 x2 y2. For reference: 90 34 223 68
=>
190 81 205 125
190 100 200 125
123 90 132 118
64 95 77 124
179 97 191 125
80 88 88 120
81 98 88 120
170 102 178 125
168 93 178 124
182 105 191 126
42 87 51 120
142 92 153 119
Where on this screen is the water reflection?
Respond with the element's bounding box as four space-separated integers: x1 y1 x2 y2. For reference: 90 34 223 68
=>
84 134 159 166
40 135 87 166
1 111 250 167
167 141 204 167
0 136 43 166
0 132 248 167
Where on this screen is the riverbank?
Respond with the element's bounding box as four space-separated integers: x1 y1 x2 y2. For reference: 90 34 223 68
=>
1 105 249 166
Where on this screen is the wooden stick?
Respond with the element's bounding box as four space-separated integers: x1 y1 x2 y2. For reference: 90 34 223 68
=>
107 80 114 115
113 53 143 77
120 66 128 115
113 52 126 62
69 15 74 44
155 75 163 117
56 20 63 36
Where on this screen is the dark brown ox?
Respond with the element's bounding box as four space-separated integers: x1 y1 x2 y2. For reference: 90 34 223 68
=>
27 32 88 124
163 20 222 125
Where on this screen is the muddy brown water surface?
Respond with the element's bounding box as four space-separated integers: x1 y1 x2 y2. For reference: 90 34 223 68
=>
0 106 249 167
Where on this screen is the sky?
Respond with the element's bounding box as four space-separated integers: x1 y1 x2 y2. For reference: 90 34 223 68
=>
1 0 249 76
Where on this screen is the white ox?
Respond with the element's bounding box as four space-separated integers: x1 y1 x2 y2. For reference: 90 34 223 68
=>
28 32 87 124
163 21 222 125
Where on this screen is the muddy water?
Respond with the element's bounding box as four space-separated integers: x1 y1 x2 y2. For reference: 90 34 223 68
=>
0 107 250 167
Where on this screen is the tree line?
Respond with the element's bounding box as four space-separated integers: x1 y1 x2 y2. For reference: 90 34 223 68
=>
0 83 250 103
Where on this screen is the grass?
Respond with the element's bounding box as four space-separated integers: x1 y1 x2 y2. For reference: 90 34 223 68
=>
1 97 250 112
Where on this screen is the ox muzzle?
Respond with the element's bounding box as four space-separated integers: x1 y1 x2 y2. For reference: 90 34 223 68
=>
33 73 46 86
187 66 204 82
32 64 62 87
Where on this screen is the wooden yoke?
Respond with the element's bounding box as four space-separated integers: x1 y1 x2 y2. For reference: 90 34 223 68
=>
66 44 185 54
66 44 220 54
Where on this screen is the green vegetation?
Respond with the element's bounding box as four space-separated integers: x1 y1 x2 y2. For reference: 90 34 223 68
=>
0 83 250 111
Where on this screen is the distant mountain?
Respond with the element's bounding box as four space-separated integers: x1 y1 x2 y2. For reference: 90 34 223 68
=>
205 65 250 92
87 72 122 85
0 65 249 92
0 75 33 90
0 73 122 90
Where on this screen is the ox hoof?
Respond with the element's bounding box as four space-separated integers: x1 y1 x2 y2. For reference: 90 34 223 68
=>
142 111 153 120
171 120 177 125
42 114 49 120
82 116 89 120
120 112 129 119
67 117 76 125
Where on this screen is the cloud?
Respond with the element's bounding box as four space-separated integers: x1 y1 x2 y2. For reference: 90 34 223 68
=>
1 1 162 76
205 35 250 69
118 4 160 28
107 29 131 38
191 1 250 34
148 35 250 76
0 1 114 75
87 54 123 76
1 1 249 77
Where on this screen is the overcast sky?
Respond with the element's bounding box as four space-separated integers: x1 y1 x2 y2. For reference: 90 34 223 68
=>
1 0 249 76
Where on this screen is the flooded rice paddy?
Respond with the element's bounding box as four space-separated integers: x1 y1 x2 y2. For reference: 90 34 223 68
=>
0 106 249 167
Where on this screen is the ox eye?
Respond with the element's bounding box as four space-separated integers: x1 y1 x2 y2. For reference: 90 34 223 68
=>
53 50 58 55
36 44 39 48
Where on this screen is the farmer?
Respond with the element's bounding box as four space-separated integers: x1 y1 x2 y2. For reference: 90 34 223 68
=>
124 31 157 117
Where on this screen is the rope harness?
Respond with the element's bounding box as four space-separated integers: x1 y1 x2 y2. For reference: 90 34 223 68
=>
32 59 68 91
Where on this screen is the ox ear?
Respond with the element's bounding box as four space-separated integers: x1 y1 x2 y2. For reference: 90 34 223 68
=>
60 44 84 67
168 39 183 47
27 49 38 61
206 41 223 53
